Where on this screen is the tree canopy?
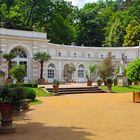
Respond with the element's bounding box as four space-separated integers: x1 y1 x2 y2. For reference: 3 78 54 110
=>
0 0 139 47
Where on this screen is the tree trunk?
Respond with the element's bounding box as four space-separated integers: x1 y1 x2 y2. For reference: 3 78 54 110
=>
40 61 43 79
8 60 11 78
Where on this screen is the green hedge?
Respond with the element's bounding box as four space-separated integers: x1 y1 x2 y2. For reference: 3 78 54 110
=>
8 83 38 88
23 88 36 101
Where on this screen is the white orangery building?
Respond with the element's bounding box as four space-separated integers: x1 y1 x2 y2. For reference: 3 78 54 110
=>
0 28 140 83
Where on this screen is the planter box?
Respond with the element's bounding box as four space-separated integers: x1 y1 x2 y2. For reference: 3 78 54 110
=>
133 91 140 103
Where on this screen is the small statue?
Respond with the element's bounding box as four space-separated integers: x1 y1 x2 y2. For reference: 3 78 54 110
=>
119 53 127 74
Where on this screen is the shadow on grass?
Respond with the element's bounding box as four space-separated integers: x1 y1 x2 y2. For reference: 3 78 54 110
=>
0 122 96 140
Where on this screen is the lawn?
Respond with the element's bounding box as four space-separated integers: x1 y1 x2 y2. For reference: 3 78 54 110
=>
25 87 53 106
31 87 53 96
101 85 140 93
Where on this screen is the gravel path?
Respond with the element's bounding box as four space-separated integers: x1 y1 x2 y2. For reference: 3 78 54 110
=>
0 93 140 140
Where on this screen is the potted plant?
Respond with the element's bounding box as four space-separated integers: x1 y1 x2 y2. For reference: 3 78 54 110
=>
64 63 75 82
52 79 60 95
86 64 97 86
96 77 103 86
2 53 16 84
106 77 113 92
10 64 26 83
33 52 51 84
0 85 25 133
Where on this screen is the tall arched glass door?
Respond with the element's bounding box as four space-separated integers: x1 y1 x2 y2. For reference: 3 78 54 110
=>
78 64 85 82
10 48 28 81
47 63 56 83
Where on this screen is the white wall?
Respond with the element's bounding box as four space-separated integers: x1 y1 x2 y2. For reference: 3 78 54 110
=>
0 28 140 83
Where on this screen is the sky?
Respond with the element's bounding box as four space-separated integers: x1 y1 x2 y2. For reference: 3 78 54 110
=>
66 0 98 8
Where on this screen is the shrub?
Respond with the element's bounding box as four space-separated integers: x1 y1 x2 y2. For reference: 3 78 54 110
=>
53 79 60 84
0 85 25 110
126 58 140 82
23 83 38 88
8 83 38 88
23 88 36 101
10 64 26 82
96 77 103 86
106 77 113 85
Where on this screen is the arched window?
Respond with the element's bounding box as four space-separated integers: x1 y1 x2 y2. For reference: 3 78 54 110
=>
11 48 27 58
78 64 85 78
48 63 55 79
74 53 76 57
88 53 90 58
10 48 28 76
58 52 61 57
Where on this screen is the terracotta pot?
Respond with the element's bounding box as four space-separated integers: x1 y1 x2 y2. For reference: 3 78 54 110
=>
0 103 16 134
38 78 45 84
0 103 13 121
128 80 132 85
134 81 139 85
107 84 112 92
53 84 59 94
97 81 102 86
87 80 92 86
6 78 13 84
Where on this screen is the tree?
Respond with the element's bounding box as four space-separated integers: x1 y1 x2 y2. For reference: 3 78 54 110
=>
124 20 140 47
33 52 51 82
104 0 140 47
126 58 140 82
98 52 114 84
104 11 126 47
3 53 16 79
76 1 117 46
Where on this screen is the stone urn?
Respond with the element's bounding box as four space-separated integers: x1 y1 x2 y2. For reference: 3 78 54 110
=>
0 103 16 134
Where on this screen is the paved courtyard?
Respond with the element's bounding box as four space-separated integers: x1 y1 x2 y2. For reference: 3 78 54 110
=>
0 92 140 140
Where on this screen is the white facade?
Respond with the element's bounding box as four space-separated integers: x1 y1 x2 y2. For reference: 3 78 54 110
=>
0 28 140 83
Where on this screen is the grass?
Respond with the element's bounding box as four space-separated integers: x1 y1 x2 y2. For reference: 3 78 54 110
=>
31 87 53 96
101 85 140 93
25 87 53 106
30 99 42 106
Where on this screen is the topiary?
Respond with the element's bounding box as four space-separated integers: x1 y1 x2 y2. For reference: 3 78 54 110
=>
106 77 113 85
10 64 26 82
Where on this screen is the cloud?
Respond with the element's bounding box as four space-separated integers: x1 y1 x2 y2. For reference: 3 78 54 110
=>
66 0 97 8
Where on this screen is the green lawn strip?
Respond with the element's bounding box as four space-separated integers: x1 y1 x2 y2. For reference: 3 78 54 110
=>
101 85 140 93
24 87 53 106
31 87 53 96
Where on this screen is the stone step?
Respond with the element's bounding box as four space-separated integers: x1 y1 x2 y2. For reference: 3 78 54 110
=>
46 86 106 94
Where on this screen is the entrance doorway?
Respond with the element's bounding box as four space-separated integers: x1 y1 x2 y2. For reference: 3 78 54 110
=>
10 48 28 82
